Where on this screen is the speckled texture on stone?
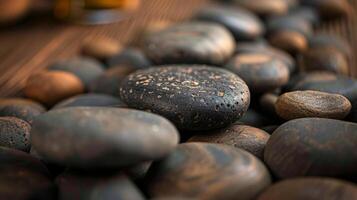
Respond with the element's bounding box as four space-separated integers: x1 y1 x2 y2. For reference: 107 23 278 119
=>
143 22 236 65
120 65 250 131
0 117 31 152
31 107 179 169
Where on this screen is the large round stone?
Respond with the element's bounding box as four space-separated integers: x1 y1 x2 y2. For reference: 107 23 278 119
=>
120 65 250 131
31 107 179 169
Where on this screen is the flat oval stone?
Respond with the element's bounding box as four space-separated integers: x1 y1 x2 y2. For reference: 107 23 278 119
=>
52 94 125 110
49 57 105 87
143 22 236 65
292 76 357 102
301 47 349 75
276 90 352 120
0 147 53 200
225 53 289 93
0 117 31 152
56 172 145 200
105 48 152 69
24 71 85 107
264 118 357 179
301 0 351 19
82 37 122 60
88 66 136 96
195 5 264 41
236 44 295 73
31 107 179 169
146 143 271 200
309 34 352 58
189 125 270 159
120 66 250 131
231 0 289 16
258 178 357 200
0 98 46 124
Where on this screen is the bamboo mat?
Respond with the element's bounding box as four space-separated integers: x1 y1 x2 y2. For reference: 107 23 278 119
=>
0 0 356 97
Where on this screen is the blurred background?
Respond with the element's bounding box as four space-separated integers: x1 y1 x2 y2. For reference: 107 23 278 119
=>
0 0 356 97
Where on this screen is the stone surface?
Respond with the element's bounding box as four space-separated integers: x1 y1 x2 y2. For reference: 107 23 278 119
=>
56 172 145 200
88 65 135 96
120 65 250 131
24 71 84 107
301 0 351 19
225 53 289 93
189 125 270 159
52 94 125 110
230 0 289 16
258 178 357 200
0 117 31 152
31 107 179 169
275 90 351 120
143 22 236 65
82 37 122 60
309 34 352 57
146 143 271 200
0 98 46 124
264 118 357 179
301 47 349 75
49 57 105 87
195 5 264 41
105 48 152 69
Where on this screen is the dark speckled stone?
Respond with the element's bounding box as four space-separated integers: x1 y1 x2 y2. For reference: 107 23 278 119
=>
52 94 125 110
56 172 145 200
194 5 265 41
31 107 179 169
143 22 236 65
146 143 271 200
0 117 31 152
120 65 250 131
264 118 357 179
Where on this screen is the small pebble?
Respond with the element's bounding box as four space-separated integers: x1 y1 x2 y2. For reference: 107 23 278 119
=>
275 90 352 120
189 125 270 159
24 71 84 107
0 98 46 124
143 22 236 65
105 48 152 69
82 37 122 60
229 0 289 17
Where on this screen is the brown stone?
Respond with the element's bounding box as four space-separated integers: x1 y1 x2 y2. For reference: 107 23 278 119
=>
189 125 270 159
146 143 271 200
275 90 351 120
24 71 84 107
82 37 122 60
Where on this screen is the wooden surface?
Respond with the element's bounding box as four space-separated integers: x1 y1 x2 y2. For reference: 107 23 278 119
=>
0 0 356 97
0 0 207 97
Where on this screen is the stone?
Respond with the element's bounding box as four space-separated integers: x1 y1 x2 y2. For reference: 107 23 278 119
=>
264 118 357 179
275 90 351 120
230 0 289 17
31 107 179 169
225 53 290 93
105 48 152 69
301 0 351 19
195 5 264 41
24 71 84 107
309 34 352 58
189 125 270 159
56 172 145 200
258 178 357 200
120 65 250 131
301 47 349 75
0 117 31 152
0 98 46 124
52 94 125 110
49 57 104 87
88 65 136 96
238 109 274 128
143 22 236 65
146 143 271 200
82 37 122 60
